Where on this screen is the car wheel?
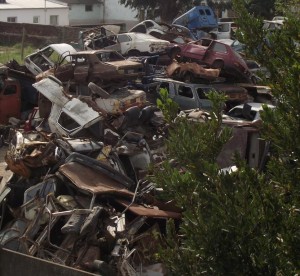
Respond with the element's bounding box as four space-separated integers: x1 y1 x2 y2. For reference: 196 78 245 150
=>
127 50 140 57
169 47 181 59
211 60 224 69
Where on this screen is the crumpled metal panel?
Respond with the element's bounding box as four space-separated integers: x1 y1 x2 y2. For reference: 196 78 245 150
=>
166 61 220 80
115 199 181 219
59 162 134 198
33 77 69 107
95 88 146 115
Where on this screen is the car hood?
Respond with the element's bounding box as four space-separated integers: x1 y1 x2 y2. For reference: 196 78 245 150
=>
147 39 170 45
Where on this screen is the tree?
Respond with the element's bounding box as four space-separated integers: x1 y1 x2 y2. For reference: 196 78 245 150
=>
207 0 233 18
150 0 300 274
247 0 276 19
118 0 192 23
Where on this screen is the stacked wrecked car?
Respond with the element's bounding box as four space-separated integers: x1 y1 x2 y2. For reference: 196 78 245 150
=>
0 11 275 275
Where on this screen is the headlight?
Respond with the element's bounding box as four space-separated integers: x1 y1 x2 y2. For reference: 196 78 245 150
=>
118 69 125 74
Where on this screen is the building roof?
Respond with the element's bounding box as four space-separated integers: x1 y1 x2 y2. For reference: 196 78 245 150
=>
0 0 68 9
57 0 99 4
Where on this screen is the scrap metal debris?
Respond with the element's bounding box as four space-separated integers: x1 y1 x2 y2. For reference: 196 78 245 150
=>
0 16 274 273
0 72 172 275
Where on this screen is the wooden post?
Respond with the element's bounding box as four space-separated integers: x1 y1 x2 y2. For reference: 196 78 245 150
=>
21 25 26 61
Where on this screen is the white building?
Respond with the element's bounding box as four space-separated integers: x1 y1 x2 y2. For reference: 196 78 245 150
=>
0 0 69 26
59 0 138 29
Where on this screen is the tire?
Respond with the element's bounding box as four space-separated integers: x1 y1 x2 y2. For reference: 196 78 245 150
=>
127 50 140 57
211 60 224 69
169 47 181 59
0 135 4 148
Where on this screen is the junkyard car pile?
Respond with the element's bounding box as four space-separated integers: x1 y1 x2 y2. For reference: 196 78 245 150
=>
0 13 274 275
0 73 180 275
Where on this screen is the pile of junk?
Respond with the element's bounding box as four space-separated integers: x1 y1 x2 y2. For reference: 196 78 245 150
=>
0 75 182 276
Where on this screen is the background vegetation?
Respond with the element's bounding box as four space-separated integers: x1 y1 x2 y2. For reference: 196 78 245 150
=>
151 0 300 274
0 44 35 64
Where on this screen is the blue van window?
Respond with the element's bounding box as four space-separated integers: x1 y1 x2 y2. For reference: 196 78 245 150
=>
205 9 212 15
199 9 205 15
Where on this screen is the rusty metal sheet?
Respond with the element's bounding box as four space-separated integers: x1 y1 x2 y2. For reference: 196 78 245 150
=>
0 248 96 276
115 199 181 219
95 88 146 115
59 162 134 198
217 127 248 168
166 61 220 79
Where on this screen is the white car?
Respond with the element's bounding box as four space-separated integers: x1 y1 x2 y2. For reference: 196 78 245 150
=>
224 102 275 122
104 32 170 56
24 43 77 75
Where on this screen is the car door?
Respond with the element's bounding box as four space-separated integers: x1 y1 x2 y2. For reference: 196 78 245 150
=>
117 34 132 55
0 82 21 124
180 41 207 61
196 87 212 110
73 55 89 82
173 84 198 110
157 81 175 98
203 41 228 67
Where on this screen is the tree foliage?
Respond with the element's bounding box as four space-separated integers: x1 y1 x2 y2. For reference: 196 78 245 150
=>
118 0 193 23
151 0 300 274
247 0 276 19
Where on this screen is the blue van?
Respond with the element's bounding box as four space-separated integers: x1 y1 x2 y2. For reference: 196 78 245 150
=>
173 5 218 32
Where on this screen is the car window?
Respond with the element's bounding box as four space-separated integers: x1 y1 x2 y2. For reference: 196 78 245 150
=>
219 24 230 32
149 31 162 38
199 10 205 16
118 34 131 43
145 21 154 28
3 84 17 95
159 82 170 93
41 47 62 64
212 42 227 53
58 111 80 132
96 51 124 62
73 56 88 64
178 85 193 98
196 88 209 99
131 25 146 33
205 9 212 15
227 107 257 120
227 107 243 117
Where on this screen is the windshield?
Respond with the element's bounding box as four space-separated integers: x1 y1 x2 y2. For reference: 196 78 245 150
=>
96 51 125 62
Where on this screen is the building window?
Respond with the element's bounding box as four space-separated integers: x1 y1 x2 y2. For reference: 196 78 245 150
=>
50 15 58 26
85 5 93 12
33 16 39 24
7 17 17 23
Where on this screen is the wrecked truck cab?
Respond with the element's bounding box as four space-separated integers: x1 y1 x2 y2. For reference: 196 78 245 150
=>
33 77 105 139
24 43 77 76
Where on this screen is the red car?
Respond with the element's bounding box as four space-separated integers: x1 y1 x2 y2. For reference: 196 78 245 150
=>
169 38 253 83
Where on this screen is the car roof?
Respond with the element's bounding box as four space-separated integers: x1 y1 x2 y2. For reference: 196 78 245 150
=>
125 32 166 40
216 39 234 45
72 49 119 55
231 102 275 111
